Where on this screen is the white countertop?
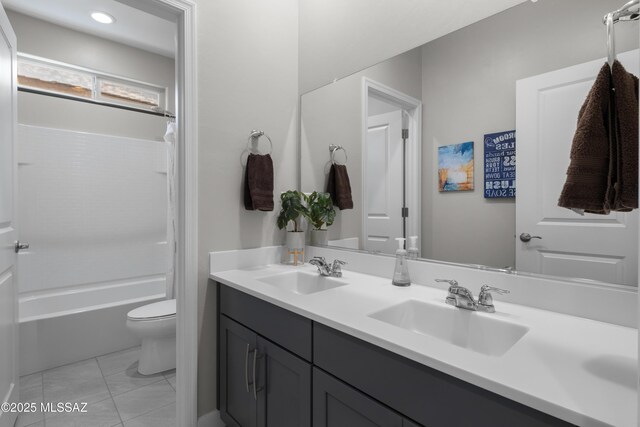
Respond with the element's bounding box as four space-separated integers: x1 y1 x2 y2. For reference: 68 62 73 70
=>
211 262 637 427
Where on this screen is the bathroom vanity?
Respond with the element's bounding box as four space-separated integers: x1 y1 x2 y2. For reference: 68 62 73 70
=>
217 284 571 427
210 247 637 427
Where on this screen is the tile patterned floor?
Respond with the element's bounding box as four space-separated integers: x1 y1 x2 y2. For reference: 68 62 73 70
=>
16 346 176 427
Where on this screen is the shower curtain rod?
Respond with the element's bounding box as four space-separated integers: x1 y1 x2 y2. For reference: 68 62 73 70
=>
18 86 176 119
603 0 640 24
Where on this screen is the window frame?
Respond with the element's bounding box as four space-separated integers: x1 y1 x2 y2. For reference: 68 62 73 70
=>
17 52 168 113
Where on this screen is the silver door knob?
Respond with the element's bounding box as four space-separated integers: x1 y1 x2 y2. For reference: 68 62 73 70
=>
519 233 542 243
14 241 29 253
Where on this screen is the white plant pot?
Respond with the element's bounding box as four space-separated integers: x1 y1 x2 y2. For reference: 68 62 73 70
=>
285 231 305 265
310 229 328 246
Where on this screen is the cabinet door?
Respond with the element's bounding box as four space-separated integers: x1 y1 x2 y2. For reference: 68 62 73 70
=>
220 316 258 427
257 336 311 427
313 368 403 427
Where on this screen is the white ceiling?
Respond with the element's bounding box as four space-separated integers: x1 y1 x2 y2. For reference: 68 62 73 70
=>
3 0 176 58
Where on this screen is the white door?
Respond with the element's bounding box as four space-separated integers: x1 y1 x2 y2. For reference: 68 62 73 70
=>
0 5 18 427
364 110 404 254
516 50 639 286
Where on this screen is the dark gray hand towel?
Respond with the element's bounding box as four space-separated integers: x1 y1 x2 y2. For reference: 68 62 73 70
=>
558 63 612 214
327 163 353 210
244 153 274 211
611 60 639 211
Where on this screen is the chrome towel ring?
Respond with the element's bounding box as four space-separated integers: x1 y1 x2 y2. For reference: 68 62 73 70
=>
329 144 347 165
247 130 273 155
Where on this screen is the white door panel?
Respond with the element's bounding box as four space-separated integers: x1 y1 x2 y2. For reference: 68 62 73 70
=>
516 50 639 286
364 111 403 254
0 4 18 427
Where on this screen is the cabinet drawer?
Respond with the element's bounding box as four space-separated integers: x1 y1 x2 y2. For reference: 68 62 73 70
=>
314 323 574 427
219 285 312 361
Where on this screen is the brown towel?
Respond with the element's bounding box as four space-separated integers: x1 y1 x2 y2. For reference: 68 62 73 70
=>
558 63 612 214
610 60 639 211
244 153 274 211
327 163 353 210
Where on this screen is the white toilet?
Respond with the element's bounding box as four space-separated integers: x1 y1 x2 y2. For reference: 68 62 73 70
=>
126 299 176 375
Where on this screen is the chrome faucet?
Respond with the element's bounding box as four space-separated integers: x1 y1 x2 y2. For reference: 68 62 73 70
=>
309 256 347 278
477 285 510 313
435 279 509 313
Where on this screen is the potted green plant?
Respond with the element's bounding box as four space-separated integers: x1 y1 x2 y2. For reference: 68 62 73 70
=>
277 190 308 263
303 191 336 246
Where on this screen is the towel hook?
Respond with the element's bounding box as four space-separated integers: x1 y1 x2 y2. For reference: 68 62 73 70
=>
329 144 347 165
247 130 273 155
606 12 616 67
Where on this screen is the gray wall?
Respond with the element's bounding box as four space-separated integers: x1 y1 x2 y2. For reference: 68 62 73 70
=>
7 11 174 140
421 0 639 267
196 0 299 417
301 47 422 246
298 0 527 93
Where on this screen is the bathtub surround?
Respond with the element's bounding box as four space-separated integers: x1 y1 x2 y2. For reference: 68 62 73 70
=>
17 125 168 296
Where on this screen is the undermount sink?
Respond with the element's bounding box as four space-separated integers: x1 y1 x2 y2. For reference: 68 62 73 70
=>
256 270 348 295
369 300 529 357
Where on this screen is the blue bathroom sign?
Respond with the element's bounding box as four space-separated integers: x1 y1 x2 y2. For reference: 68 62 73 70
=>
484 130 516 198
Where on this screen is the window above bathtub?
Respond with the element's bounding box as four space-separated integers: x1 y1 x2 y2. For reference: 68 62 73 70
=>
17 53 167 113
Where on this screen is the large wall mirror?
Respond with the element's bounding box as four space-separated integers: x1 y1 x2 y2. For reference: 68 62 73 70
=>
300 0 640 287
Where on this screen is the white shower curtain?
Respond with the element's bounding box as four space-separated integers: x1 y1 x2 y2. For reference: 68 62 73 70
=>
164 121 177 300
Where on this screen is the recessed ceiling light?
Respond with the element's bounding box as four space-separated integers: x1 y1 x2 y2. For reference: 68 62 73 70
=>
91 12 115 24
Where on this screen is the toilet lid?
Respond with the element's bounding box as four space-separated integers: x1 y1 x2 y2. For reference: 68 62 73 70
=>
127 299 176 320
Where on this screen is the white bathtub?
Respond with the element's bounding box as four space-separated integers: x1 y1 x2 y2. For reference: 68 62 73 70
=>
19 276 166 376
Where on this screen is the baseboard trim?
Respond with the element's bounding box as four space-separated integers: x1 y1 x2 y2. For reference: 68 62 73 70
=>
198 410 225 427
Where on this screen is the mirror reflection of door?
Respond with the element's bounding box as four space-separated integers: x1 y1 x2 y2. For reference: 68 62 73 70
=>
362 83 421 256
365 108 404 254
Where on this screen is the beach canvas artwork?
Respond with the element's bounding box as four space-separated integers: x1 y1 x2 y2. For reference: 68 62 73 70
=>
438 142 474 192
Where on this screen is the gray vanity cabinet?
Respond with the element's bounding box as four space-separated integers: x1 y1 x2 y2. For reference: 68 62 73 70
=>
219 315 312 427
219 316 258 427
219 285 313 427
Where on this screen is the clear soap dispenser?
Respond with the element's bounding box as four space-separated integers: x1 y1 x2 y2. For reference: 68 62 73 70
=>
392 238 411 287
408 236 419 260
